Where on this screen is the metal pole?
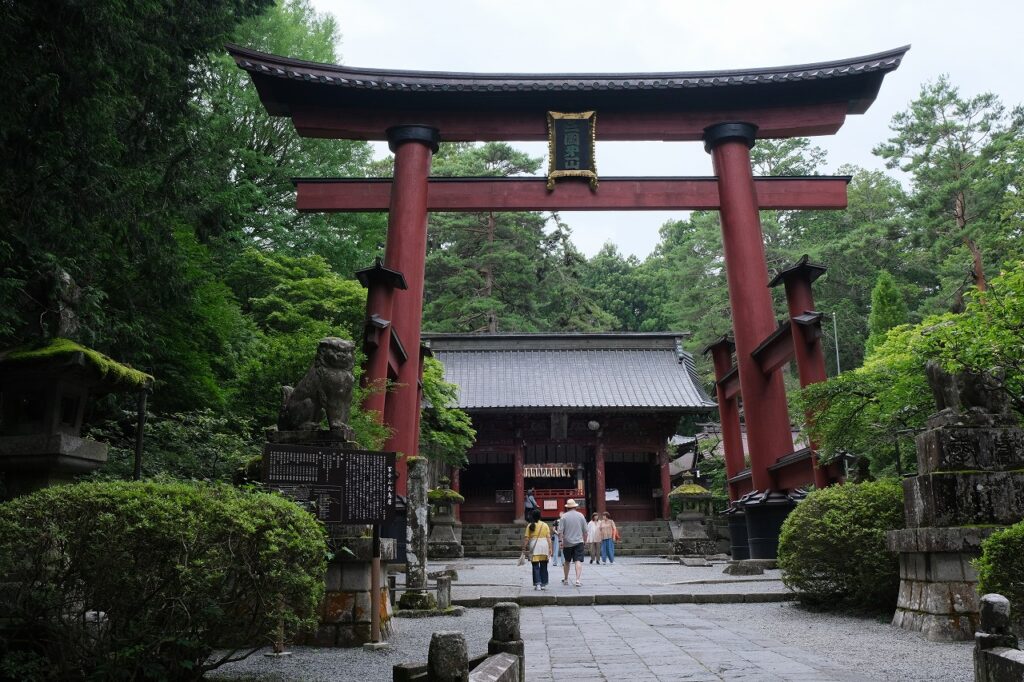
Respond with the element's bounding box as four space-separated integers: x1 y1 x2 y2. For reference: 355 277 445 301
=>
832 311 841 374
132 390 148 481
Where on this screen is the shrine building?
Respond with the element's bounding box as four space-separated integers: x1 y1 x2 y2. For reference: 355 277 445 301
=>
424 332 716 523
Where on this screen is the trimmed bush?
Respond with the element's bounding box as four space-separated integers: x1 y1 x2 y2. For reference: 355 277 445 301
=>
778 479 904 611
0 481 328 681
977 520 1024 634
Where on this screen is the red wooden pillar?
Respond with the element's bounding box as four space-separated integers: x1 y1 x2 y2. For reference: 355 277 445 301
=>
704 337 746 501
659 445 672 520
381 125 439 496
771 256 830 489
594 437 606 515
513 439 525 523
703 123 794 492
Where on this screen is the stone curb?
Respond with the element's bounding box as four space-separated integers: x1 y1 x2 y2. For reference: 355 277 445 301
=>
451 592 795 607
394 606 467 618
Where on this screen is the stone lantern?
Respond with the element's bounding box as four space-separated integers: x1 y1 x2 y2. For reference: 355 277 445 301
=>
428 477 465 559
669 475 717 556
0 339 152 499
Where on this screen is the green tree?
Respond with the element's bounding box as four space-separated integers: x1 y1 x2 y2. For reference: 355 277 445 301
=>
874 76 1023 296
190 0 385 275
0 0 273 411
865 270 909 354
419 357 476 468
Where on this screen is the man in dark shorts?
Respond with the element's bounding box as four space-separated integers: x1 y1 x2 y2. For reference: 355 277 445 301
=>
559 498 588 587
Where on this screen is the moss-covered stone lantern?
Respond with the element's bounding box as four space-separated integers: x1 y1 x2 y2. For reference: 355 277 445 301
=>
0 338 153 498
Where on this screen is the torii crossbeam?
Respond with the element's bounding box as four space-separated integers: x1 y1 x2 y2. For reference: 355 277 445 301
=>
294 176 849 212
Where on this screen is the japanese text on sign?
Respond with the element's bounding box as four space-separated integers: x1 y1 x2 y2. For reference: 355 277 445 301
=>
263 443 396 524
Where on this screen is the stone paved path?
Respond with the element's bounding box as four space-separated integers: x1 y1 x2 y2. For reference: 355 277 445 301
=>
524 604 858 681
410 556 791 603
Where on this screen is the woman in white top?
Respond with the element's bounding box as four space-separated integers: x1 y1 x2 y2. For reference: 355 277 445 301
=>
586 513 600 564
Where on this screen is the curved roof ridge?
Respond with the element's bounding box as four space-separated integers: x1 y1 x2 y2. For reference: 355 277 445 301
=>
226 43 908 84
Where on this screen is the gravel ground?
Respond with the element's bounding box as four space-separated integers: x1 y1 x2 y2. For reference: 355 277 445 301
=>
708 602 974 682
208 602 973 681
208 609 493 681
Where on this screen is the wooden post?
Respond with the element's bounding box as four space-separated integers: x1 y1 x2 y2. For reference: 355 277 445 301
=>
370 524 382 643
513 439 525 523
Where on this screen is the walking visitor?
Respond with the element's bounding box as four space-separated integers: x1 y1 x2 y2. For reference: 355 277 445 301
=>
524 487 538 519
599 511 618 564
587 512 601 564
551 516 562 566
522 509 552 590
559 499 588 587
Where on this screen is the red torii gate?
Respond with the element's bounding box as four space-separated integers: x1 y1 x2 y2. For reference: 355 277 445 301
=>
231 43 907 559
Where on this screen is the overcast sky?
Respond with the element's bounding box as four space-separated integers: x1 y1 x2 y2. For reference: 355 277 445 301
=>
306 0 1024 259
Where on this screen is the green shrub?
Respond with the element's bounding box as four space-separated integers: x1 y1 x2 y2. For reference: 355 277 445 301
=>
778 479 904 611
976 521 1024 633
0 481 328 681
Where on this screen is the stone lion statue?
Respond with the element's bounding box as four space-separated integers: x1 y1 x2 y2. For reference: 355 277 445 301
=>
925 360 1012 424
277 337 355 432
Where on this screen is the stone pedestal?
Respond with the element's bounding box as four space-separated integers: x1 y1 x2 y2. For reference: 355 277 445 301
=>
310 534 396 647
428 503 464 559
888 406 1024 641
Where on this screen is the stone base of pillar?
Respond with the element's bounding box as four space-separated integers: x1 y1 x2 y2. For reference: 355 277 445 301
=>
398 590 438 611
724 507 750 560
740 489 805 560
887 527 1000 642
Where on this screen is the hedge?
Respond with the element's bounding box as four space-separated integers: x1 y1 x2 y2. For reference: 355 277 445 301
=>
778 479 904 611
0 481 328 681
977 520 1024 633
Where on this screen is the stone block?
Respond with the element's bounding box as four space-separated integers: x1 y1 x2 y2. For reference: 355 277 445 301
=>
340 563 372 592
310 624 338 647
554 595 593 606
596 594 650 605
322 592 355 624
325 563 342 592
353 591 371 623
337 622 372 647
929 553 965 582
916 425 1024 473
469 652 519 682
428 631 469 682
950 582 980 615
904 471 1024 527
922 582 951 614
517 594 555 607
897 579 912 608
650 593 695 605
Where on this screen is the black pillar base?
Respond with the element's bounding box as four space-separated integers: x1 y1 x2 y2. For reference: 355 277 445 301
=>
739 489 806 560
723 505 750 560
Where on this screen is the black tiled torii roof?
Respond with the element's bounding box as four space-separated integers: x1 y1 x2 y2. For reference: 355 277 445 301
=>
227 43 909 116
423 332 716 412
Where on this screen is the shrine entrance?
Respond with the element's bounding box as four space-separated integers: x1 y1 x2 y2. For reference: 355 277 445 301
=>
231 43 907 558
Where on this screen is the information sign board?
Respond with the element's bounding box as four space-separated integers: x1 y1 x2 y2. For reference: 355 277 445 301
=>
263 443 396 524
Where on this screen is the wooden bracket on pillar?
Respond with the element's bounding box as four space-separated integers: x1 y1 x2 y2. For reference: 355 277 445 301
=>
767 254 827 289
356 257 409 291
717 366 740 400
751 321 794 375
792 311 824 343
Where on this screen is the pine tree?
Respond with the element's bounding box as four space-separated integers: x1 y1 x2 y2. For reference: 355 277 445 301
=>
865 271 908 355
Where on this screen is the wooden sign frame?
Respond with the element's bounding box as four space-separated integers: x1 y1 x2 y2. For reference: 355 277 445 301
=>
547 111 598 190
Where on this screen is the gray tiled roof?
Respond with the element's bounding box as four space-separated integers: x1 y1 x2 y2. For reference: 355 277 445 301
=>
425 333 715 411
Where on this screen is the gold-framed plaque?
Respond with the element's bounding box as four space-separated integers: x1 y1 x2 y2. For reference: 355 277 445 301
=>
546 111 598 190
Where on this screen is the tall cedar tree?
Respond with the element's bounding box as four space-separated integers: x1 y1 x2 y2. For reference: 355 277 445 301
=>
874 76 1023 297
865 271 908 354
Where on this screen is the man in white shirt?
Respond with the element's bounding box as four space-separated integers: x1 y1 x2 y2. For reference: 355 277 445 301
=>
559 499 588 587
